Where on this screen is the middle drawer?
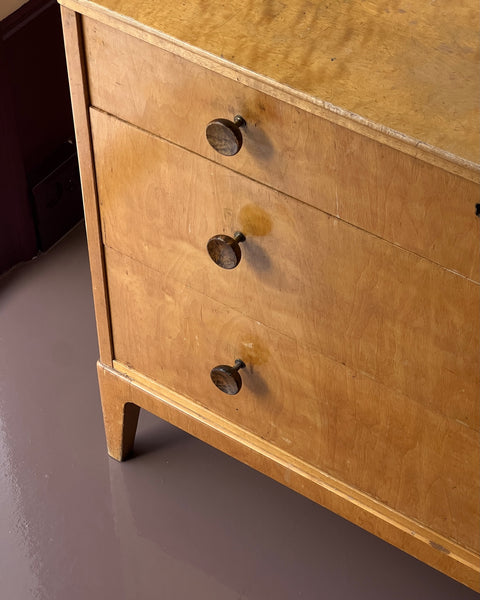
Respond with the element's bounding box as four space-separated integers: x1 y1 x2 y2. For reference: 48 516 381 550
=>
91 109 479 431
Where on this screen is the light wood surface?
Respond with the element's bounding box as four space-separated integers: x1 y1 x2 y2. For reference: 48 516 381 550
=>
98 361 480 589
91 109 480 432
61 0 479 174
97 359 140 459
104 246 479 553
83 22 479 280
60 8 113 365
60 0 480 589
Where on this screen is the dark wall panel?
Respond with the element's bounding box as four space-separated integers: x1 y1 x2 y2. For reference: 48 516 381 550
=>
0 0 81 274
0 38 37 274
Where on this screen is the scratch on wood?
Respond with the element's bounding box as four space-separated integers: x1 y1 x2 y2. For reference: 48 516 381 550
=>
429 540 451 554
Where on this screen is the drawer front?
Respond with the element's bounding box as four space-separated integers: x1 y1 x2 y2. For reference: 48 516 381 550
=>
83 17 479 281
105 246 479 551
91 109 480 431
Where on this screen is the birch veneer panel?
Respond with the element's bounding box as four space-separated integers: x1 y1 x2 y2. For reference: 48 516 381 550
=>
59 0 480 590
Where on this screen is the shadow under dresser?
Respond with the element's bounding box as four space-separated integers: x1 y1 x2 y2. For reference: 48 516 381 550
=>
59 0 480 590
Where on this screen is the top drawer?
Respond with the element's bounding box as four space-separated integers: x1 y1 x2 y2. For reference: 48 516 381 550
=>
82 16 479 281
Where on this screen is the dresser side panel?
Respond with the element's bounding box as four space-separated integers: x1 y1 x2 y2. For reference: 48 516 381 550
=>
60 7 113 364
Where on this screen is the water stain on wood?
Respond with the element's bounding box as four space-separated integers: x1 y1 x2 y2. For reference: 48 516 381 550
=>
238 203 272 236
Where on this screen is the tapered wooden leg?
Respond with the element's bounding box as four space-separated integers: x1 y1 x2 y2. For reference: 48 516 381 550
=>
97 362 140 461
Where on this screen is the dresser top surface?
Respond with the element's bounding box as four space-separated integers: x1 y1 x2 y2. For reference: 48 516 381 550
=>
61 0 479 167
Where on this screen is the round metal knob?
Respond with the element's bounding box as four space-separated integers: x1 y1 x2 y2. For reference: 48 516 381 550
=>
210 359 245 395
207 231 245 269
205 115 246 156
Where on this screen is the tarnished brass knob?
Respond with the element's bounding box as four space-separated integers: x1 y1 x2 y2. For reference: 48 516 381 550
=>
210 359 245 395
207 231 245 269
205 115 246 156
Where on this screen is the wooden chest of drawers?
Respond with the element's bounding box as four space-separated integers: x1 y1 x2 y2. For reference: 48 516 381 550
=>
60 0 479 589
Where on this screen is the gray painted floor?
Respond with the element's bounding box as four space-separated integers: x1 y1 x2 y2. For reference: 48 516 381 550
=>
0 224 478 600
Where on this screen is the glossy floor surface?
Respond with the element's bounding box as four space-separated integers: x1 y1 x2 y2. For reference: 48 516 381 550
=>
0 224 478 600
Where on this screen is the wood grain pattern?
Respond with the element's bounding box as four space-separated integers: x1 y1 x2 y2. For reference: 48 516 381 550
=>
61 0 480 589
60 0 479 169
60 7 113 364
90 109 480 432
98 361 480 589
103 246 479 553
82 21 479 280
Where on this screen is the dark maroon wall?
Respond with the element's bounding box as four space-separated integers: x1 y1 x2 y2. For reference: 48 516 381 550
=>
0 39 37 274
0 0 80 274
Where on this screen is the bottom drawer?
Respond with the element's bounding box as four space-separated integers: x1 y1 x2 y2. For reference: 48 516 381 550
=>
105 246 479 551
